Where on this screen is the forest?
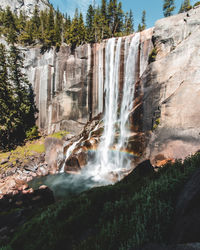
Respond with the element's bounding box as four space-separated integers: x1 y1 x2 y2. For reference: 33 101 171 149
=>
0 0 136 50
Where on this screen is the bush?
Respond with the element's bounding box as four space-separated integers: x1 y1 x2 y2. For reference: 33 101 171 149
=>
148 47 157 64
25 126 40 140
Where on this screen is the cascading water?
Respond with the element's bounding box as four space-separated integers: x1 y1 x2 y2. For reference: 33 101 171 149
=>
60 137 83 173
90 34 140 182
98 43 104 114
116 33 140 168
31 33 142 197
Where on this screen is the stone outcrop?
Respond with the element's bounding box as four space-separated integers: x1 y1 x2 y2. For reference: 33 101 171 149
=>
0 0 50 15
24 44 92 134
139 6 200 164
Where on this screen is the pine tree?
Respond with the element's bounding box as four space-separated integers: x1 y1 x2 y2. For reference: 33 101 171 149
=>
3 7 17 44
55 8 63 47
68 9 81 50
63 14 71 44
163 0 175 17
124 10 134 35
86 5 95 43
93 7 103 42
31 5 41 41
78 13 86 45
0 44 14 148
138 10 146 32
45 6 56 47
18 20 34 45
39 9 48 44
179 0 192 13
114 1 124 36
8 45 37 143
16 10 27 32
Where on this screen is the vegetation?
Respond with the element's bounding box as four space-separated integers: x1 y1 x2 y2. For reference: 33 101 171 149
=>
179 0 192 13
137 10 146 32
148 47 157 64
193 1 200 7
0 43 37 150
0 1 135 50
163 0 175 17
0 131 68 171
0 153 199 249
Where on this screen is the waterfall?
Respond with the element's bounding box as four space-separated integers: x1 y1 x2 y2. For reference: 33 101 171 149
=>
60 137 83 173
61 33 141 184
91 34 140 182
117 33 140 155
98 43 104 114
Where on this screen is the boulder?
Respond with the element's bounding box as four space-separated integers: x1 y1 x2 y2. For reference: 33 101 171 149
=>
45 137 64 173
64 156 81 173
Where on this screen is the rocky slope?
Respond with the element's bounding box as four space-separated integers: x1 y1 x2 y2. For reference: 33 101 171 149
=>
0 0 50 15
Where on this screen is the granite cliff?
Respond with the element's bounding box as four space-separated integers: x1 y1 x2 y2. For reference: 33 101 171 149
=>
0 0 49 15
0 4 200 169
22 5 200 166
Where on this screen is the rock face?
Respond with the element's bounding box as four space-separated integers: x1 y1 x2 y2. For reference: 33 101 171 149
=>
24 44 92 134
0 0 50 15
1 3 200 167
140 6 200 163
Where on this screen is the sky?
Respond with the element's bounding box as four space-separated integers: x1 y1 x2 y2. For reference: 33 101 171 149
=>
49 0 197 28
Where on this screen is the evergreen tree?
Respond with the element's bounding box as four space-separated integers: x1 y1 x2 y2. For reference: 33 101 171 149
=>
179 0 192 13
86 5 95 43
78 13 86 45
68 9 81 50
31 5 41 40
114 2 124 36
8 45 37 144
18 20 34 45
163 0 175 17
138 10 146 32
124 10 134 35
93 7 103 42
0 44 14 148
3 7 17 44
16 11 27 32
39 9 48 44
63 14 71 44
55 8 63 47
45 6 56 47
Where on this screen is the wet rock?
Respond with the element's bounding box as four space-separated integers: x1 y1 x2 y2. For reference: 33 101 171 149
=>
63 134 74 141
76 150 88 168
65 156 81 173
24 165 38 172
0 159 9 165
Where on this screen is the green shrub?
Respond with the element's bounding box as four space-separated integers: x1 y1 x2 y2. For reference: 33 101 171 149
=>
148 48 157 64
153 118 160 130
25 126 40 140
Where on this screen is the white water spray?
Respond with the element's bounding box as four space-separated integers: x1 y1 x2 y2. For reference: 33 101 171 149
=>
60 137 83 173
98 43 104 114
